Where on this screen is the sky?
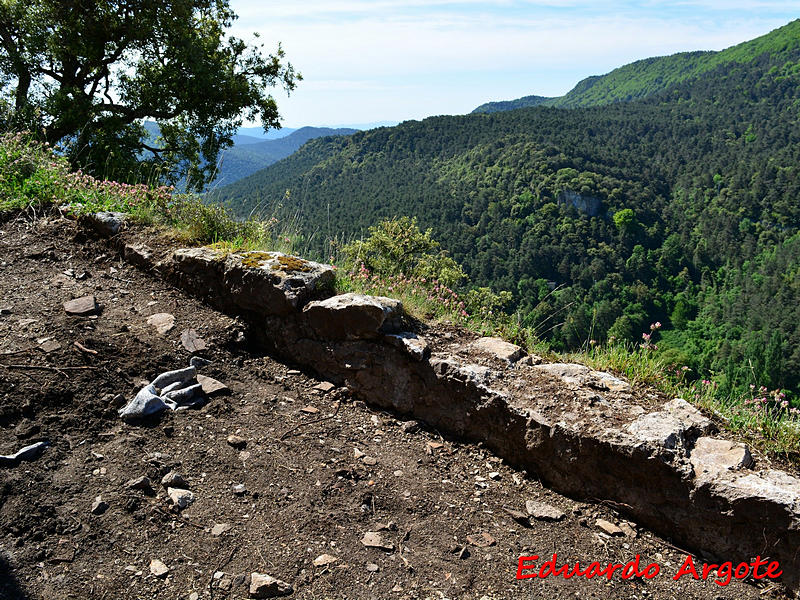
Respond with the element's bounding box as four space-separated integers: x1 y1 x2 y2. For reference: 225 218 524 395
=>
228 1 800 129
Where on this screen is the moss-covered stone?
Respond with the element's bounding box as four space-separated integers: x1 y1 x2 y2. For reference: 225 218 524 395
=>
237 251 312 273
271 254 312 273
239 251 274 269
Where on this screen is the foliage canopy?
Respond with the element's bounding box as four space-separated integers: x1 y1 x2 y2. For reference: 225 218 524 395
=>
0 0 299 190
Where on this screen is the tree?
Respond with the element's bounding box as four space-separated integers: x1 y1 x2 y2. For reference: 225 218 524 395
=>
0 0 300 190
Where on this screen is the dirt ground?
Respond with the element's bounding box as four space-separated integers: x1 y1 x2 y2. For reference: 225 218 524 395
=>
0 210 792 600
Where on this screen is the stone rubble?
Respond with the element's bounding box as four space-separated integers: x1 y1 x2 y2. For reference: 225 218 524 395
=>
0 441 49 467
119 365 218 420
90 496 108 515
146 312 175 335
63 295 98 316
249 572 293 598
167 487 194 510
525 500 566 522
149 559 170 578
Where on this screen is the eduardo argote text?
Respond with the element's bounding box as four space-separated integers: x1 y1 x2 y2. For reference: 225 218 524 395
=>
517 553 782 586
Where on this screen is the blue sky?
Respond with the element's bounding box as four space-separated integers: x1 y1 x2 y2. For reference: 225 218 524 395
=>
228 1 800 128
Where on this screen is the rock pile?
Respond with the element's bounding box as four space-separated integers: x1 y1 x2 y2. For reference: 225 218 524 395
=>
118 366 205 420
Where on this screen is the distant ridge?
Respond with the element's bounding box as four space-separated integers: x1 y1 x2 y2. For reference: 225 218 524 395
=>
473 19 800 113
208 126 357 189
472 94 554 114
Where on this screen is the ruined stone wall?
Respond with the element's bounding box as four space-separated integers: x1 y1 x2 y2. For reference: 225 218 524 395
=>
86 212 800 591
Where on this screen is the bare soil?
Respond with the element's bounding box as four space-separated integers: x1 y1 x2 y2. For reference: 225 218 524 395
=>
0 211 791 600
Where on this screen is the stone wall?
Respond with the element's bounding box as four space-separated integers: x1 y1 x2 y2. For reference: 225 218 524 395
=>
87 212 800 591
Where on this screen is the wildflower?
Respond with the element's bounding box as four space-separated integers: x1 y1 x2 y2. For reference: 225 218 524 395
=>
642 333 651 341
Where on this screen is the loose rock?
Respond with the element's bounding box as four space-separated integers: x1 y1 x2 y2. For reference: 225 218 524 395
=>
180 329 207 352
471 336 525 363
249 572 293 598
149 559 169 578
313 554 338 567
125 476 153 493
595 519 624 536
167 487 194 509
503 508 531 526
64 295 98 316
197 374 228 396
86 211 126 237
91 496 109 515
400 420 420 433
124 243 153 267
466 533 496 548
189 356 212 369
525 500 566 522
146 313 175 335
161 471 188 489
227 435 247 449
39 339 61 353
361 531 394 551
211 523 232 537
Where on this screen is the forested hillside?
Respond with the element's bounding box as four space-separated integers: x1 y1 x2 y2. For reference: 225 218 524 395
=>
211 22 800 400
209 126 357 189
474 19 800 112
472 94 554 114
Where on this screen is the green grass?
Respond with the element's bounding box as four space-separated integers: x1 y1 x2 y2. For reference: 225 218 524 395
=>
2 130 798 461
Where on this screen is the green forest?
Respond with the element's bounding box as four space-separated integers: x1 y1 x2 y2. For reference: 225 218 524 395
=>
212 20 800 403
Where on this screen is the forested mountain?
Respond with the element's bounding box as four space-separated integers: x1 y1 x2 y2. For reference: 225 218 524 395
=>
210 21 800 399
208 126 357 189
236 126 297 140
474 19 800 112
472 94 554 114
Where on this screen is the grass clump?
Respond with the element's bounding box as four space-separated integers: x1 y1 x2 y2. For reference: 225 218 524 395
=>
0 131 173 215
0 131 300 253
573 327 800 459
